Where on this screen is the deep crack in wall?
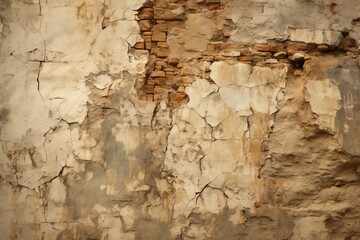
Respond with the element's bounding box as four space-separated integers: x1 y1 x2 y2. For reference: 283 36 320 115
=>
1 0 360 239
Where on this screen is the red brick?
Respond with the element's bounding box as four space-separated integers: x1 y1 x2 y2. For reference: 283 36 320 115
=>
152 31 167 42
134 42 144 49
253 43 271 52
170 92 187 102
138 8 153 20
150 71 166 77
139 20 151 31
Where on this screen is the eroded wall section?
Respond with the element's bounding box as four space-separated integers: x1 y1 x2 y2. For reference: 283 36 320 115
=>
1 0 360 239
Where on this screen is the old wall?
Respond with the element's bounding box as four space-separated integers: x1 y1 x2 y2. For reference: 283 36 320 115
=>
1 0 360 239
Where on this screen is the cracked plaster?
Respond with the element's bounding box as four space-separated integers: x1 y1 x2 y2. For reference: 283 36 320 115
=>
1 0 360 239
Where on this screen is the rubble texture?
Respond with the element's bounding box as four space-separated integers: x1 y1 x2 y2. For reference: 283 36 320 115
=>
1 0 360 239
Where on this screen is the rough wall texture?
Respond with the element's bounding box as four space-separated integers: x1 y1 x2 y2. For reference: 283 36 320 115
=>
1 0 360 239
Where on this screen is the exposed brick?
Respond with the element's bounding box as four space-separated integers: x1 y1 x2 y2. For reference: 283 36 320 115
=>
206 0 221 4
153 23 168 32
221 49 241 57
238 55 253 61
145 41 152 50
207 3 220 11
220 43 237 50
180 67 194 76
164 67 176 72
154 77 167 86
138 8 154 20
273 51 287 59
202 51 217 56
182 76 194 84
150 71 166 77
154 86 168 94
152 31 167 42
240 48 251 55
279 59 291 64
134 42 145 49
157 42 169 48
270 43 284 52
146 94 154 101
253 43 271 52
239 61 252 65
169 92 188 102
207 44 217 51
155 47 170 57
168 59 179 66
252 51 272 57
287 42 308 54
168 3 183 9
143 85 154 93
214 55 228 61
139 20 151 31
341 38 355 48
317 44 329 51
144 35 152 42
156 61 168 67
147 78 155 85
154 8 185 20
154 94 163 101
203 56 215 61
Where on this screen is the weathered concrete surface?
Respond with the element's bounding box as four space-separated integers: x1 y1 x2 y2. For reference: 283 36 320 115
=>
1 0 360 239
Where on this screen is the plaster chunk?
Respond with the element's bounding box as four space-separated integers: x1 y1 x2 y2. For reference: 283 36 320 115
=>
94 75 112 90
288 28 343 46
90 20 144 73
251 84 282 115
210 62 252 87
71 128 97 161
0 59 57 147
197 187 227 214
247 65 287 88
213 114 248 140
186 78 218 117
219 86 252 115
169 108 212 147
306 79 341 115
41 5 102 61
0 3 44 61
224 165 259 210
205 93 235 127
350 22 360 45
200 140 245 187
117 99 156 127
306 79 341 130
16 122 70 189
45 0 83 7
39 62 95 124
105 0 146 21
